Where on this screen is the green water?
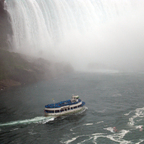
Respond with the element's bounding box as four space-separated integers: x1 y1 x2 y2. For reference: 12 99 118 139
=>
0 72 144 144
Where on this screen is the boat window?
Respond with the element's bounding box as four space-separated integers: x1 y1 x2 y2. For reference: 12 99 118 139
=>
74 106 77 109
55 110 59 113
68 108 70 110
61 109 64 112
45 110 54 113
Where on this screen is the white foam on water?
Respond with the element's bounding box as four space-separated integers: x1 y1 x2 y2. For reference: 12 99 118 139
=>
136 119 142 122
78 106 88 114
0 116 55 127
124 110 133 116
57 108 144 144
96 121 104 124
92 132 130 144
78 136 93 144
128 117 135 126
64 136 79 144
135 125 143 129
63 134 93 144
104 127 114 133
40 117 55 124
63 128 131 144
128 107 144 126
136 139 144 144
102 127 131 144
92 133 106 144
83 123 93 126
63 108 144 144
106 130 130 144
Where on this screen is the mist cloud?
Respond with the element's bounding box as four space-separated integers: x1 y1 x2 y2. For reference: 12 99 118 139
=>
56 2 144 71
7 0 144 72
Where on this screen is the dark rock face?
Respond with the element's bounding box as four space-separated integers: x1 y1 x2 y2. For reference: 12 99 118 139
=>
0 0 5 11
0 0 13 50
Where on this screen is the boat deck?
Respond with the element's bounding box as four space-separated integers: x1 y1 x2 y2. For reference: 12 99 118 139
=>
45 99 81 108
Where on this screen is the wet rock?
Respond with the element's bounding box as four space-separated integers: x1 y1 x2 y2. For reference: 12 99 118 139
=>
0 0 13 50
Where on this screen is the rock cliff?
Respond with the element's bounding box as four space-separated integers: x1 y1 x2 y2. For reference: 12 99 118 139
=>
0 0 13 50
0 49 74 90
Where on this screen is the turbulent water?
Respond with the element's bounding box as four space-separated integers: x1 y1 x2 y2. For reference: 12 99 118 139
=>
2 1 144 143
0 72 144 144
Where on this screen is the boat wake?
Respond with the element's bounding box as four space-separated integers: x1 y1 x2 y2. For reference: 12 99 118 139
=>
76 106 88 115
0 116 55 127
0 107 87 127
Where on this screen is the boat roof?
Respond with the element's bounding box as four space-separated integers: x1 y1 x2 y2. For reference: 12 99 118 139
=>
45 99 81 108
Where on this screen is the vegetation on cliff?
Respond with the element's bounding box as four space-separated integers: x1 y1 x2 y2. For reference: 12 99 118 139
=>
0 49 74 90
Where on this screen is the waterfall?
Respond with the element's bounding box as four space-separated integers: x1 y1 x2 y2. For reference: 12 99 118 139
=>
5 0 144 70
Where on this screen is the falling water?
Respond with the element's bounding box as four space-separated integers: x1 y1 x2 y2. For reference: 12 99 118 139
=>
5 0 144 69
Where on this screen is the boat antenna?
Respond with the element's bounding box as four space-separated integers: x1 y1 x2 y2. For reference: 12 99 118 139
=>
52 98 55 107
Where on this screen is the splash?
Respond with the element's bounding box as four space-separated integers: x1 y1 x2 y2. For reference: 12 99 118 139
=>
0 116 55 127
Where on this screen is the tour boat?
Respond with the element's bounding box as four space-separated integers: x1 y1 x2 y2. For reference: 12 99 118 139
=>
44 95 85 117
